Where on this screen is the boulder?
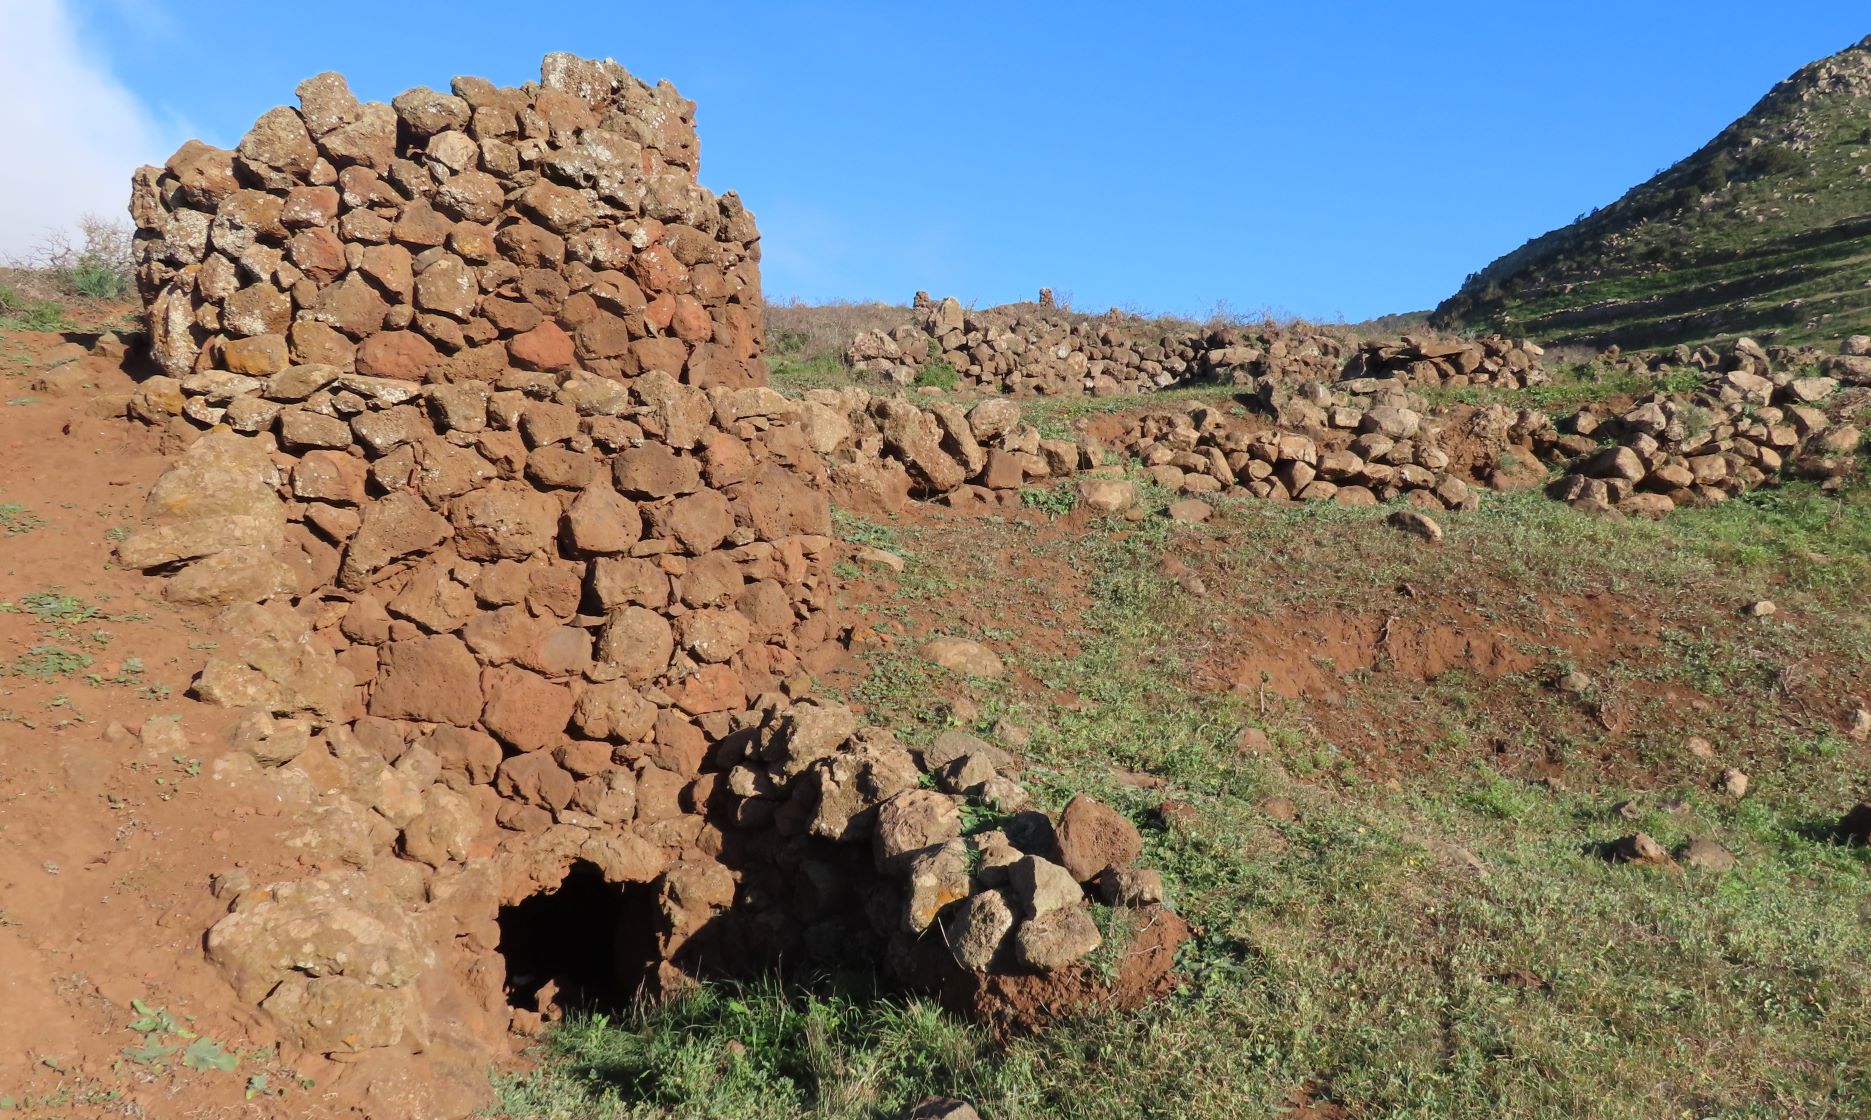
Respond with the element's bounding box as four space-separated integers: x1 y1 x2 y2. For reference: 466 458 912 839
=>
943 890 1015 971
922 636 1005 678
1012 905 1102 971
1053 794 1141 882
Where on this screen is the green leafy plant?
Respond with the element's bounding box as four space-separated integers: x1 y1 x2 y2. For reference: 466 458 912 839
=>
0 503 46 535
182 1039 239 1072
1019 486 1077 517
913 362 959 391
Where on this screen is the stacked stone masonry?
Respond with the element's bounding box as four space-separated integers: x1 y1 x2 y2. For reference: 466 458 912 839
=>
1549 337 1862 517
846 293 1549 399
122 55 1184 1086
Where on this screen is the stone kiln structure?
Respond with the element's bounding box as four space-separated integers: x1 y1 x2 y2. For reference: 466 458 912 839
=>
121 54 1182 1107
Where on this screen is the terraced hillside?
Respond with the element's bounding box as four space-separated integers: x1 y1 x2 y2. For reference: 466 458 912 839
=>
1434 34 1871 350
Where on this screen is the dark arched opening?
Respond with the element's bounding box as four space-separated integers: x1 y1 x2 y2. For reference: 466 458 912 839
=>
496 860 660 1015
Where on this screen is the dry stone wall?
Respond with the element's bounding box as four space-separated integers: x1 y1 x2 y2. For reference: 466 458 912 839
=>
1549 344 1858 517
131 53 765 394
1344 335 1552 391
846 294 1553 399
848 296 1356 396
120 55 1183 1097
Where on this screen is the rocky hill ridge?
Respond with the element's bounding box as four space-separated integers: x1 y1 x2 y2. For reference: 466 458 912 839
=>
1433 33 1871 349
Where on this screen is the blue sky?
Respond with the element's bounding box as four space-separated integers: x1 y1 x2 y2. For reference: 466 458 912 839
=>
26 2 1871 320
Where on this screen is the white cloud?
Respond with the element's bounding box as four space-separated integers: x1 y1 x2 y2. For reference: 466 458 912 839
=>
0 0 178 259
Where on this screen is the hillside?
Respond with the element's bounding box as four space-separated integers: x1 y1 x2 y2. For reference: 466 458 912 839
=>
1434 33 1871 350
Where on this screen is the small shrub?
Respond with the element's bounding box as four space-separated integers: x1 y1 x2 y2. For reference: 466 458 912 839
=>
1695 151 1736 193
1657 368 1707 395
1746 144 1806 179
7 216 134 304
0 299 71 332
762 299 908 368
70 258 129 300
1019 486 1077 517
913 362 958 391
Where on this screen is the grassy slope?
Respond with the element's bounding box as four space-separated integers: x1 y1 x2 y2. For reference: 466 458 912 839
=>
497 454 1871 1119
1434 35 1871 350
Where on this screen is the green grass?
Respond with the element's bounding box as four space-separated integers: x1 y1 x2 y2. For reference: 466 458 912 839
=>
914 362 959 391
501 479 1871 1119
1420 362 1707 412
495 981 1024 1120
770 353 866 394
0 287 73 333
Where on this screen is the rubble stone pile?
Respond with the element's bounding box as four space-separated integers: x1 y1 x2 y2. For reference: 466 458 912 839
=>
119 55 1183 1087
1631 334 1871 384
847 296 1356 397
1549 359 1854 516
1103 401 1490 511
843 295 1564 400
1343 334 1551 390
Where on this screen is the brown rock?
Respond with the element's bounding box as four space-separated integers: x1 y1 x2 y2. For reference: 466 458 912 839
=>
496 752 576 811
236 106 318 186
663 489 735 554
1053 795 1142 882
1012 905 1102 971
1386 508 1443 542
430 725 502 785
220 334 290 374
874 789 961 871
517 181 595 233
339 491 451 588
507 322 575 371
669 662 747 716
413 254 479 320
165 140 238 208
288 322 356 368
564 482 642 554
1611 832 1677 868
312 275 391 338
287 226 346 283
596 606 674 683
370 635 483 725
354 331 440 380
450 484 561 560
433 170 505 223
292 451 368 505
222 284 293 338
480 667 574 752
675 609 752 664
296 72 361 137
1166 499 1212 524
495 222 566 268
359 243 414 298
570 680 658 742
323 102 401 172
614 443 701 499
922 636 1004 678
1678 838 1737 871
